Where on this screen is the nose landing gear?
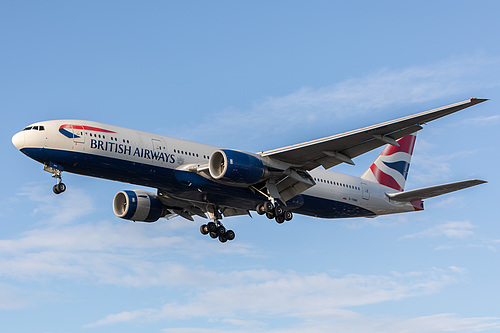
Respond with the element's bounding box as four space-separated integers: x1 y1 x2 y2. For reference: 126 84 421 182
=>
43 162 66 194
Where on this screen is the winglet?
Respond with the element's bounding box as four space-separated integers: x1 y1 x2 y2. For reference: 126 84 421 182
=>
470 97 489 103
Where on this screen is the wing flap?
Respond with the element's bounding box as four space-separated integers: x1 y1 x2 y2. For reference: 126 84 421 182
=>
157 190 208 221
221 207 251 217
386 179 487 202
277 176 314 202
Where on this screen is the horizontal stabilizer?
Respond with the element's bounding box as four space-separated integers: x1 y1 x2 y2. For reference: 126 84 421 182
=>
386 179 487 202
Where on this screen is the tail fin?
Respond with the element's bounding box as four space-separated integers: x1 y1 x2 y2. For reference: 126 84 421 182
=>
361 133 417 191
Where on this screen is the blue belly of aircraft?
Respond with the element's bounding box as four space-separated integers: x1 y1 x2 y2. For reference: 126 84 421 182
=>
20 147 376 219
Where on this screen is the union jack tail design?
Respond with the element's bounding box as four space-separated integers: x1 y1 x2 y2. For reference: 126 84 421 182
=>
361 133 417 191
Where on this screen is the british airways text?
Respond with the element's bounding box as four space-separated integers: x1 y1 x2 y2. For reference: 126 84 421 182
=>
90 139 176 163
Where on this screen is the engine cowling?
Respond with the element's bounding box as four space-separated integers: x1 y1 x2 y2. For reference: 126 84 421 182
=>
113 190 166 222
209 149 265 185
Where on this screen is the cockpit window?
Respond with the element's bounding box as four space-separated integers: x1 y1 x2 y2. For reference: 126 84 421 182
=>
22 125 45 131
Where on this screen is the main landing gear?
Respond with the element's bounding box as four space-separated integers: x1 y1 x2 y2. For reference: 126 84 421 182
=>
200 221 235 243
200 207 235 243
43 163 66 195
256 201 293 224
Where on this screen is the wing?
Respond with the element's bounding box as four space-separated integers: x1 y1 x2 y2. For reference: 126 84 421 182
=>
386 179 487 202
260 98 488 170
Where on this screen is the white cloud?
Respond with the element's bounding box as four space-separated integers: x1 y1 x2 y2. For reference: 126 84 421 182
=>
0 283 35 310
400 221 477 240
160 313 500 333
0 220 257 285
15 182 95 225
86 267 461 328
461 114 500 126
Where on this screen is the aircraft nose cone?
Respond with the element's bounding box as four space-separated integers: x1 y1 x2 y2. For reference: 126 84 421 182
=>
12 131 25 150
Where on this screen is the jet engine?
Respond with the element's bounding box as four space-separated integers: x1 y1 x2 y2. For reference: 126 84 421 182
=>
209 149 266 185
113 190 167 222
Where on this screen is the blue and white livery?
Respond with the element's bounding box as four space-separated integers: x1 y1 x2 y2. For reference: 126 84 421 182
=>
12 98 488 243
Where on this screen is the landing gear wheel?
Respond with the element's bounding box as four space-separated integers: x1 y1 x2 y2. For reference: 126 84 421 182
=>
53 183 66 194
275 215 285 224
207 222 217 232
284 211 293 221
216 225 226 236
264 201 274 213
225 230 235 241
219 235 227 243
200 224 209 235
256 204 266 215
266 212 275 219
275 205 285 216
209 231 218 239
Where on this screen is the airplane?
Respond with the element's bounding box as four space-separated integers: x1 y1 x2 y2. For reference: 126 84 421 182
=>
12 98 488 243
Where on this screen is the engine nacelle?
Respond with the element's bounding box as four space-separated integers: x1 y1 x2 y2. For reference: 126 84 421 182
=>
209 149 265 185
113 190 166 222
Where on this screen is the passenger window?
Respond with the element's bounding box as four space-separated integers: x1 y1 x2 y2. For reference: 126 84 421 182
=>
32 126 39 130
39 126 45 131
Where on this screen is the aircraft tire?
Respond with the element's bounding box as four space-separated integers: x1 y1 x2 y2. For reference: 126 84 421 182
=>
53 183 66 194
219 235 227 243
200 224 209 235
264 201 274 213
275 215 285 224
284 211 293 221
225 230 235 241
256 204 266 215
58 183 66 193
275 205 284 216
207 222 217 232
216 225 226 236
209 231 218 239
266 212 274 219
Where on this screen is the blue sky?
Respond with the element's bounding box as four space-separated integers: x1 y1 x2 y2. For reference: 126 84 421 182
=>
2 1 500 332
